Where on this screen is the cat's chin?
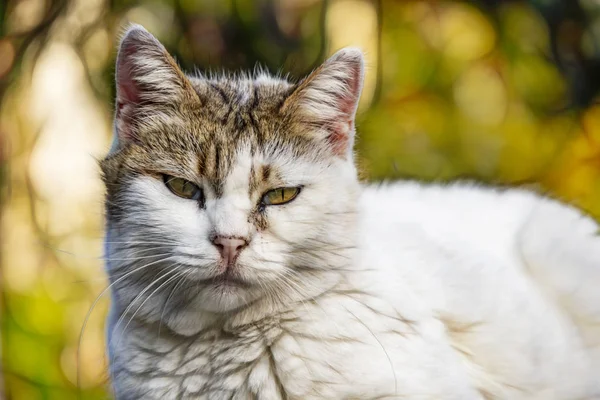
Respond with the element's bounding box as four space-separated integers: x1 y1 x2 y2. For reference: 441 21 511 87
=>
191 281 263 313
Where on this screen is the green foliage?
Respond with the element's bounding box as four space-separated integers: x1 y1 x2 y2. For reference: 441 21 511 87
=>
2 1 600 399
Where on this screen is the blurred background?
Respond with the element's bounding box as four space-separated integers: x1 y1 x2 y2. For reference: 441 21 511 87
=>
2 0 600 398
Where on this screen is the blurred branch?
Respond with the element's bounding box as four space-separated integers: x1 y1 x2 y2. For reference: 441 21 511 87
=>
472 0 600 109
0 0 70 99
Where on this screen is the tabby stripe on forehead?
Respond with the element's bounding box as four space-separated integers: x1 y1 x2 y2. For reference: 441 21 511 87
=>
248 162 271 196
210 82 233 123
197 147 206 177
250 82 259 109
213 145 224 197
262 165 271 181
235 112 247 130
247 84 262 144
210 82 229 103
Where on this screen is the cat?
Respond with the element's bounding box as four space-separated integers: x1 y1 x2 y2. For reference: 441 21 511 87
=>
101 24 600 399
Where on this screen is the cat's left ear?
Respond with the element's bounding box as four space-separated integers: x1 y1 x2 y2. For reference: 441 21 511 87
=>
282 48 364 158
112 25 198 150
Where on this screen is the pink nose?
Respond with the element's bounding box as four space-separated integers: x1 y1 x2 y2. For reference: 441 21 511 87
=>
212 236 248 265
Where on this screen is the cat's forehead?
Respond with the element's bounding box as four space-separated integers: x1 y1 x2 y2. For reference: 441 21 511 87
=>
168 77 312 189
192 133 317 198
191 75 294 116
177 76 298 149
108 80 321 195
102 74 329 195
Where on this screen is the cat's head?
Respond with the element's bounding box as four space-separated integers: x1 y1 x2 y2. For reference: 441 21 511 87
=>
101 25 364 332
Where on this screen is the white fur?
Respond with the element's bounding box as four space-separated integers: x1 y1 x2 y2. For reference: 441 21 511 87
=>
107 154 600 399
106 37 600 399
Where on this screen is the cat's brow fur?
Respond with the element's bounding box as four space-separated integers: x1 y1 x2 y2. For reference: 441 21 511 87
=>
102 27 353 203
102 25 600 400
103 76 318 197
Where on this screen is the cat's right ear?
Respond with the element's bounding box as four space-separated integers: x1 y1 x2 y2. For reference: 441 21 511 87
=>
112 25 197 150
281 48 364 159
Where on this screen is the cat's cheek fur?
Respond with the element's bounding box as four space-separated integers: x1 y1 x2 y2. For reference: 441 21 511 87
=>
127 176 219 275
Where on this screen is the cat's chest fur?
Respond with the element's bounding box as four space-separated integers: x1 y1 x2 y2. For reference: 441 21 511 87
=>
110 287 478 400
107 184 600 400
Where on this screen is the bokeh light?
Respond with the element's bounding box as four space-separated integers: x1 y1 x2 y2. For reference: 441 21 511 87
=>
2 0 600 398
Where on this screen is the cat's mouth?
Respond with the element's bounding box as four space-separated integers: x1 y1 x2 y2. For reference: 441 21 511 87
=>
198 269 251 289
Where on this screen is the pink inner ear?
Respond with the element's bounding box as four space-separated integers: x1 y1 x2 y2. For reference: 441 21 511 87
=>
324 61 361 157
117 78 140 109
114 38 146 145
116 42 142 108
327 120 353 157
115 65 139 143
338 64 362 117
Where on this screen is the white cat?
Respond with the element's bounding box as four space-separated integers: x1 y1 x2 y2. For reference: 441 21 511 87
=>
102 25 600 399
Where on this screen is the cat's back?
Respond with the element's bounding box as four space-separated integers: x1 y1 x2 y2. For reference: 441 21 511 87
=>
359 181 539 256
357 181 600 398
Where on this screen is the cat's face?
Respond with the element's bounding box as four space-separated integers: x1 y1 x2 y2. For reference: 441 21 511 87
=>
101 26 363 330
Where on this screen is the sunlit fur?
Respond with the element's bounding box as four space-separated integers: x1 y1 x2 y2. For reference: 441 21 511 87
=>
102 25 600 399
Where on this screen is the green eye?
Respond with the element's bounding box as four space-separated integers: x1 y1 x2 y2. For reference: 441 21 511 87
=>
261 187 301 206
163 175 203 201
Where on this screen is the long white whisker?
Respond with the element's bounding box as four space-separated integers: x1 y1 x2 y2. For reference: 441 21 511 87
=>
121 267 185 346
110 266 181 344
157 270 192 339
344 307 398 395
77 254 178 390
43 242 180 261
107 266 183 384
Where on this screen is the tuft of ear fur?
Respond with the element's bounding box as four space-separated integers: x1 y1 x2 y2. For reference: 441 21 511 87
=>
113 25 197 150
282 48 365 158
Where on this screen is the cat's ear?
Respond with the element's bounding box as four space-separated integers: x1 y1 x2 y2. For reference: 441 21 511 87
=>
113 25 197 149
282 48 364 158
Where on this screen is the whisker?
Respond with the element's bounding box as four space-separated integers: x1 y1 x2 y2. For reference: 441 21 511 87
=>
41 241 181 261
110 266 181 344
343 307 398 395
107 266 184 379
157 270 192 338
70 252 178 283
121 267 185 347
77 254 178 390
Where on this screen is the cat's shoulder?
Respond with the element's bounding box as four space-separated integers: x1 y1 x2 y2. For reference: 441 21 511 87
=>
360 180 541 223
361 179 542 208
358 180 594 251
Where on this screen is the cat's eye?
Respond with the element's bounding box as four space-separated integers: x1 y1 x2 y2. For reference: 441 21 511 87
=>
163 175 203 202
261 187 301 206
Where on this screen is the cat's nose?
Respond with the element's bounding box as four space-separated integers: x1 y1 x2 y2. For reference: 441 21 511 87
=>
212 236 248 265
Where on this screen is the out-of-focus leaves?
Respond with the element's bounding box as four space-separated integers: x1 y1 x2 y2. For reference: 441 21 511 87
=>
3 1 600 399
